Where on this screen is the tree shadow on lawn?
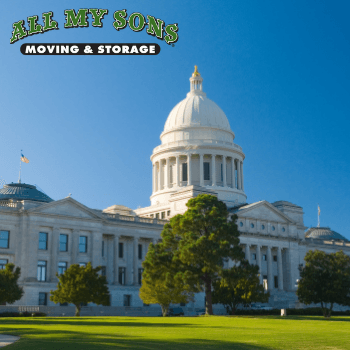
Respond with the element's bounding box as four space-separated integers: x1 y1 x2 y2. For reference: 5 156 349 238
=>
0 327 276 350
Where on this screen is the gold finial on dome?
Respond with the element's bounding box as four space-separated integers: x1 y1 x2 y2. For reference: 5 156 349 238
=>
192 65 200 77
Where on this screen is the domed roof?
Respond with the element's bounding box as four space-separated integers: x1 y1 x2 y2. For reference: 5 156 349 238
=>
305 227 348 241
0 183 53 203
162 67 233 135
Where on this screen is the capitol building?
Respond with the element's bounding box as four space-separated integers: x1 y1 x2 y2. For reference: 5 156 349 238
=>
1 67 349 314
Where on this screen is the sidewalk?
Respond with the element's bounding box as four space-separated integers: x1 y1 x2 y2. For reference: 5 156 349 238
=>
0 335 19 348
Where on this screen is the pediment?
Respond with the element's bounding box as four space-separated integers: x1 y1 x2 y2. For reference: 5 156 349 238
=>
232 201 294 224
27 197 102 220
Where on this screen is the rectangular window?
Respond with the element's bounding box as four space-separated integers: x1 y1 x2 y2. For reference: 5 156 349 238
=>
182 163 188 181
102 241 104 257
0 259 8 269
150 214 154 218
252 253 257 260
123 294 131 307
37 261 47 282
38 292 47 306
167 210 171 216
161 212 165 219
119 267 126 285
0 231 9 249
119 242 124 258
79 236 87 253
138 244 142 260
204 162 210 180
59 234 68 252
58 262 67 275
262 254 267 261
169 165 173 184
274 276 278 289
38 232 48 250
101 266 106 276
155 213 159 219
138 268 143 285
263 276 268 290
273 255 277 262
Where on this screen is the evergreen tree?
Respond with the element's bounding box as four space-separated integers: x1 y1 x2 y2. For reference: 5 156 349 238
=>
141 241 193 316
161 194 244 315
50 263 110 316
297 250 350 318
212 260 269 314
0 263 23 305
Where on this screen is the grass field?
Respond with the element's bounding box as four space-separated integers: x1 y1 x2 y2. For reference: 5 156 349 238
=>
1 316 350 349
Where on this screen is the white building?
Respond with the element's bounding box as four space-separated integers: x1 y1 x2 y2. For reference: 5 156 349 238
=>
0 67 349 313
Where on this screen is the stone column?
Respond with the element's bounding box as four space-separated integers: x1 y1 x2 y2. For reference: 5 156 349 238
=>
157 161 161 192
212 154 216 186
267 246 273 291
133 237 138 285
159 160 163 190
199 154 204 186
256 245 263 284
114 235 119 284
166 158 170 188
152 163 156 193
71 229 80 265
241 161 244 191
176 156 180 187
188 154 192 186
50 227 60 282
245 244 250 263
237 161 241 190
277 247 283 291
231 158 235 188
223 156 227 187
91 232 102 268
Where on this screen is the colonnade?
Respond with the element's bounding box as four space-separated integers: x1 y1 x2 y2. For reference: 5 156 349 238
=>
153 154 244 192
244 244 285 291
47 228 155 286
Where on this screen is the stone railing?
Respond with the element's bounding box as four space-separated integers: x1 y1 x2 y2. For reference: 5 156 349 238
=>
0 201 20 209
308 238 350 248
153 140 243 153
103 213 168 225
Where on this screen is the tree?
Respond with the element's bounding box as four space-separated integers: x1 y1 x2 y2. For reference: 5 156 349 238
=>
161 194 245 315
0 263 23 305
297 250 350 318
212 260 269 315
140 278 191 316
50 263 110 316
140 240 193 316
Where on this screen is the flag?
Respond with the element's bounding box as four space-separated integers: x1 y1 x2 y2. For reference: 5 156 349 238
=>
21 154 29 163
318 205 321 216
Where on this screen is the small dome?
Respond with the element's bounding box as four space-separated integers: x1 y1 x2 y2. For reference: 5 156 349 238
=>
162 67 233 137
305 227 348 241
0 183 53 203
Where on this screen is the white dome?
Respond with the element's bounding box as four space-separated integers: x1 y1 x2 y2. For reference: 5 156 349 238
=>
161 68 234 142
163 93 231 133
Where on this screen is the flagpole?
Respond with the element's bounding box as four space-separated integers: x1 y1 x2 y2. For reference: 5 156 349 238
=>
18 150 22 184
317 203 320 227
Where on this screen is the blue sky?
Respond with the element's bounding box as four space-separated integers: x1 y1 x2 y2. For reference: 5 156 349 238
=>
1 1 349 238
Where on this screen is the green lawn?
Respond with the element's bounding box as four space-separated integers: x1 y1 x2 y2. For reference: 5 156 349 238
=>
1 316 350 349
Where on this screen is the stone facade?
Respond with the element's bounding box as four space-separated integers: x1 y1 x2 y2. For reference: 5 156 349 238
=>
1 67 349 312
